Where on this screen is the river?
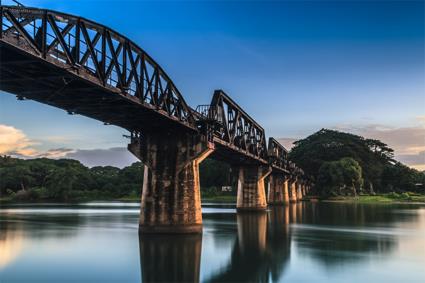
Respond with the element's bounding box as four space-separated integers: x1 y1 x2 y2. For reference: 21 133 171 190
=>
0 202 424 282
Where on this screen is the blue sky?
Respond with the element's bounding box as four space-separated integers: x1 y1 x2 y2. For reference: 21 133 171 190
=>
0 0 424 168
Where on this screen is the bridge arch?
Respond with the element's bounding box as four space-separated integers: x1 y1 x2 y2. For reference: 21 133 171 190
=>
0 4 195 131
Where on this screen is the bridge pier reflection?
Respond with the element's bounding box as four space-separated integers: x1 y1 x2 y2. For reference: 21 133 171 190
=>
206 207 291 282
236 166 271 211
139 234 202 282
129 132 214 234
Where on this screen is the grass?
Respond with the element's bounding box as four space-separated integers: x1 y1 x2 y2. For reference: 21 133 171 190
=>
325 192 425 203
0 196 13 203
118 195 140 201
201 195 236 203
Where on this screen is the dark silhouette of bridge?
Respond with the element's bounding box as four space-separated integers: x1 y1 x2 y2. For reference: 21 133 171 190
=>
0 4 312 233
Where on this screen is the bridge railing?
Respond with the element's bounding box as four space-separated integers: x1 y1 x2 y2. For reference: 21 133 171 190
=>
267 137 289 172
195 105 223 123
0 5 196 128
197 90 268 161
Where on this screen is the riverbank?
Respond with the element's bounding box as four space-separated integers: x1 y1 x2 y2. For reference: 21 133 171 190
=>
0 194 238 204
321 193 425 204
2 193 424 204
0 195 140 203
201 192 425 204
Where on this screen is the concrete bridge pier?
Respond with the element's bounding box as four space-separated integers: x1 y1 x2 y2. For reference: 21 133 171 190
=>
283 178 290 204
237 165 272 211
129 132 214 234
297 182 303 200
267 174 289 205
289 178 298 203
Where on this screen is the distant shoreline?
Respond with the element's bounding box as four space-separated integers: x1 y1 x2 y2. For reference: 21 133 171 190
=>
2 193 424 204
307 194 425 204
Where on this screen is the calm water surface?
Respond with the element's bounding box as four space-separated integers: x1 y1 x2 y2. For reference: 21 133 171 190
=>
0 202 424 282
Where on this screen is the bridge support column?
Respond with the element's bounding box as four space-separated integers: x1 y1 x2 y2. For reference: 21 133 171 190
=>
289 179 298 203
297 182 303 200
267 174 285 205
129 132 214 234
283 178 290 204
237 166 271 211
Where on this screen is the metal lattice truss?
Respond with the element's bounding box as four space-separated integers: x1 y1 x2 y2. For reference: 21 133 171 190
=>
0 5 309 181
0 5 194 126
267 138 289 173
209 90 268 162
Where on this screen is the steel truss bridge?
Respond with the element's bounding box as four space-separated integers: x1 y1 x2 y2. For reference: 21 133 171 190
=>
0 4 312 233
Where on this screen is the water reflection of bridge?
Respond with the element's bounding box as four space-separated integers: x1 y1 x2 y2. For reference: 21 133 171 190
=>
137 202 416 282
205 207 291 283
138 206 293 283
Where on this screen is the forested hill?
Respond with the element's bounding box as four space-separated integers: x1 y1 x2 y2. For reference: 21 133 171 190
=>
289 129 425 196
0 156 231 202
0 157 144 201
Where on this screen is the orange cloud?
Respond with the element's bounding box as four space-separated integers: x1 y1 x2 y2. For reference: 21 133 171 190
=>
0 124 37 156
335 124 425 170
0 124 74 159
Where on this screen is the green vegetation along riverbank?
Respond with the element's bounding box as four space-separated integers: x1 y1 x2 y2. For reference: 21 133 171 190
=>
323 192 425 204
0 155 234 203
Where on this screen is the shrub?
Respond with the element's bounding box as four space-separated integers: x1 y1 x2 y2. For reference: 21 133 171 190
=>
388 192 400 199
400 192 412 201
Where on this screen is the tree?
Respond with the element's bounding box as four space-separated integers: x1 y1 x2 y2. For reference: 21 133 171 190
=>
381 162 425 193
46 168 79 200
0 163 34 193
199 158 232 190
317 158 363 196
289 129 390 192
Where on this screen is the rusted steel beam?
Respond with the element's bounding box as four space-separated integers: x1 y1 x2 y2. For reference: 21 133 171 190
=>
4 10 40 53
47 15 75 65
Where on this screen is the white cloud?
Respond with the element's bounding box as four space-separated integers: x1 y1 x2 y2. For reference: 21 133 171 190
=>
396 151 425 171
277 138 298 151
0 124 37 156
37 148 75 159
66 147 138 168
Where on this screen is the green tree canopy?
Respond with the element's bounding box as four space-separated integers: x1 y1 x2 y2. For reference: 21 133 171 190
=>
289 129 422 194
317 157 363 196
